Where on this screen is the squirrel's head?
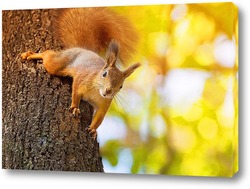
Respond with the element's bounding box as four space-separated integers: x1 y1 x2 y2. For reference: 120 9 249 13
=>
97 40 140 99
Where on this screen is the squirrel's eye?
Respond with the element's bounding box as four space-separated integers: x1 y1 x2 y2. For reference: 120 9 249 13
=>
119 85 123 89
102 71 107 78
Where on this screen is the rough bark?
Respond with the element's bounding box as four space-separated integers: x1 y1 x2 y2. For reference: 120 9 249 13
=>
2 9 103 172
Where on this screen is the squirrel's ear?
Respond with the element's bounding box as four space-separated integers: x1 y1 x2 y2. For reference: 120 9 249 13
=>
106 40 119 67
123 63 141 78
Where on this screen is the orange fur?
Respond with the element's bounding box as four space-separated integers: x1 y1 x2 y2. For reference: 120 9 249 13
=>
52 8 139 63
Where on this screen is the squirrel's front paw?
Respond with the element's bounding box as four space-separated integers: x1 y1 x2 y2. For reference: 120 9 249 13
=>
21 51 34 61
86 127 97 139
69 107 81 117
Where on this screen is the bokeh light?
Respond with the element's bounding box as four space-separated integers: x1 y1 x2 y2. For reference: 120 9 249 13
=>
98 2 238 177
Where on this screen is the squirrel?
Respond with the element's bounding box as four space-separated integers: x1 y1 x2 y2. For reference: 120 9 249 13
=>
21 8 140 139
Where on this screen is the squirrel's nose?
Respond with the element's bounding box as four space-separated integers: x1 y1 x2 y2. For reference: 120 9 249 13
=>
106 88 112 95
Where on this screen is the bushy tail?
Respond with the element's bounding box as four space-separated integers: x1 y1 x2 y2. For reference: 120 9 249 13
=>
52 7 139 63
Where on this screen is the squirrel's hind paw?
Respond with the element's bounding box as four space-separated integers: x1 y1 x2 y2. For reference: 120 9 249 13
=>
86 127 97 140
69 107 81 117
21 51 34 61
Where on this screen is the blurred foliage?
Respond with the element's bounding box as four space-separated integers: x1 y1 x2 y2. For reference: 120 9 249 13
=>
100 3 238 177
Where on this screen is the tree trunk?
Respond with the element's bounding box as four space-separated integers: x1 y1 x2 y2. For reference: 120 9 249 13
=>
2 9 103 172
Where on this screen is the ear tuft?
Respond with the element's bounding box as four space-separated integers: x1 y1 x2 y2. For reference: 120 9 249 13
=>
123 62 141 78
106 40 120 67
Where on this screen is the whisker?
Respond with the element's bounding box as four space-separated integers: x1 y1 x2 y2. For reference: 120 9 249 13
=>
117 92 128 102
120 95 129 107
114 94 125 110
116 93 128 108
113 96 120 108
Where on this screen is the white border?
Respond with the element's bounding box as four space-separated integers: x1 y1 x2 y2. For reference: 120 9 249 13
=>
1 0 248 189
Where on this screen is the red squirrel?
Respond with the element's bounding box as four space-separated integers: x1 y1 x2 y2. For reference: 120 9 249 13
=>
21 8 140 139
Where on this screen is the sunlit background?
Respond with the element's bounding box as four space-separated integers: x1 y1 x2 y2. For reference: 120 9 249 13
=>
98 3 238 177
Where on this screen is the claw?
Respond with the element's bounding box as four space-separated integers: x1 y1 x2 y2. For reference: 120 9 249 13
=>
86 127 97 139
69 107 80 117
21 51 34 61
73 108 80 117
